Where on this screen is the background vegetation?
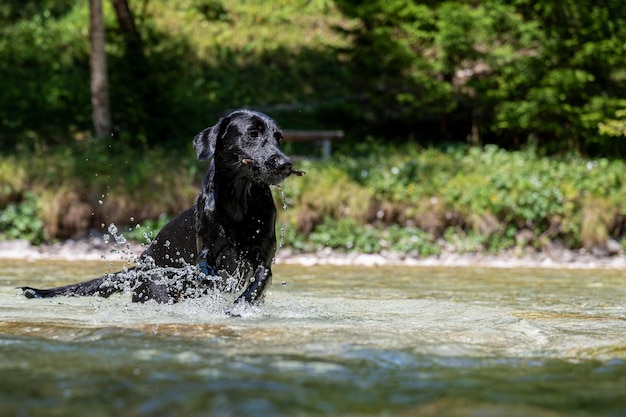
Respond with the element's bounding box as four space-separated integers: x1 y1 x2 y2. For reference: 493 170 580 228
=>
2 142 626 255
1 0 626 256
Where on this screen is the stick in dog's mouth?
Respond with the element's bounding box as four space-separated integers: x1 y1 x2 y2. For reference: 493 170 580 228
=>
241 158 306 176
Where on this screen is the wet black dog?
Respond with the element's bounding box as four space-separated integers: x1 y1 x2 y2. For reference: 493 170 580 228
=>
21 109 304 306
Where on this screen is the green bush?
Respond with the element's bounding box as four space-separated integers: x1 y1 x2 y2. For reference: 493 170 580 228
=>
281 217 440 256
0 193 47 244
279 143 626 253
122 214 172 244
2 142 626 255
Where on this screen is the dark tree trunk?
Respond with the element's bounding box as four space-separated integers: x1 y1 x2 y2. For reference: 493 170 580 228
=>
110 0 151 144
89 0 111 138
110 0 143 52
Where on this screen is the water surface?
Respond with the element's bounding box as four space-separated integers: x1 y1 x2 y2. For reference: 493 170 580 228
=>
1 260 625 416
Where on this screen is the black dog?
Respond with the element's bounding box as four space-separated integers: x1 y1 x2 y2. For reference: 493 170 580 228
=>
21 109 304 306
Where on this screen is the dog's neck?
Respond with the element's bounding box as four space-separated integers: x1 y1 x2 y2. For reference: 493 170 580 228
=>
197 162 272 223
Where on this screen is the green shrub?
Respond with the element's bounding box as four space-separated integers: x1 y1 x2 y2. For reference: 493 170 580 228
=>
0 193 47 244
3 141 626 254
281 217 441 256
122 213 172 244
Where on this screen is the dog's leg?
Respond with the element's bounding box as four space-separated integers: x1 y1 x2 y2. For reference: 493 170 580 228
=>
234 265 272 306
131 275 171 303
20 269 135 299
226 265 271 316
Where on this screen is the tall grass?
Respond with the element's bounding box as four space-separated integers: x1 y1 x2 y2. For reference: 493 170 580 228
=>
0 141 203 240
1 143 625 254
278 144 626 253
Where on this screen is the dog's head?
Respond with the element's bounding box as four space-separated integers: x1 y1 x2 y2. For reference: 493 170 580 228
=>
193 109 294 185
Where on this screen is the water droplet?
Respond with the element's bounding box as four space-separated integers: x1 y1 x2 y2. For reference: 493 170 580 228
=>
98 200 103 205
130 216 135 222
278 224 288 249
276 184 288 210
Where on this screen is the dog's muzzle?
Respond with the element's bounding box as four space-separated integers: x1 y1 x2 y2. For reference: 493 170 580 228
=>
241 156 305 184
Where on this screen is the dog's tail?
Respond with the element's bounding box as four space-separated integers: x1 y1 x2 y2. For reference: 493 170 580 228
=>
20 269 136 299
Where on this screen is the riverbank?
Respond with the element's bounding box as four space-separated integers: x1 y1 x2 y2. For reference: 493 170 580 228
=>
1 237 625 270
4 146 626 257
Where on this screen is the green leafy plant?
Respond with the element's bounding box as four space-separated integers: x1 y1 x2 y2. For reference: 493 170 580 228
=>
123 214 172 244
0 193 46 244
3 140 626 254
599 109 626 137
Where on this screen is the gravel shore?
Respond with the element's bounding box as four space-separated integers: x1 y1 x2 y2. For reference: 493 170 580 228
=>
1 237 625 269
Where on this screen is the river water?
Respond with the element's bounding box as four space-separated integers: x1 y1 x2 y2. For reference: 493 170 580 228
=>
1 259 625 416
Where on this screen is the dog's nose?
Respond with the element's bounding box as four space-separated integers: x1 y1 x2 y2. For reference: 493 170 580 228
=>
277 160 293 176
269 155 293 176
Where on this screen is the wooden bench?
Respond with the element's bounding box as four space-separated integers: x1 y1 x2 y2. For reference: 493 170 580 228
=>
282 130 344 159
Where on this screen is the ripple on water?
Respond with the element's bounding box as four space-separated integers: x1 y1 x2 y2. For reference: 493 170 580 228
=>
2 262 626 415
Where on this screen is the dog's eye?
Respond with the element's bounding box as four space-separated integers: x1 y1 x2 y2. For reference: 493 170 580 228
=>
248 130 260 138
274 132 283 143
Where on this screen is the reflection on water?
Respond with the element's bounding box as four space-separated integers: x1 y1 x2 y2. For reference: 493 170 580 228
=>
1 260 625 416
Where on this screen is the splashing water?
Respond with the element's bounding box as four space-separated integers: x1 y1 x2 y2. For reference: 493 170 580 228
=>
97 222 257 305
278 224 288 250
273 185 291 258
88 182 296 305
101 223 136 266
107 223 127 245
275 184 290 210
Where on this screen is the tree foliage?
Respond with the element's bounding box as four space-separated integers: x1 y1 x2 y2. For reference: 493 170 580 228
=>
335 0 626 154
1 0 626 156
599 110 626 138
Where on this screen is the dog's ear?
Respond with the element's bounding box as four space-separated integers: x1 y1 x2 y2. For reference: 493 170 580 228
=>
193 116 230 160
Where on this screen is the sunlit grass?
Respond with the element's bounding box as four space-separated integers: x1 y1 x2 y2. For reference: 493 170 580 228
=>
2 142 626 254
